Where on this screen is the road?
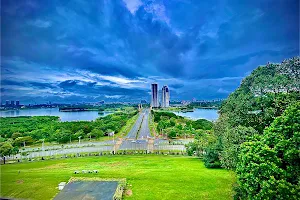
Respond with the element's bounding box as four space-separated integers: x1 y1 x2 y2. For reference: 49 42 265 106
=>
137 109 151 139
125 110 144 139
119 140 148 150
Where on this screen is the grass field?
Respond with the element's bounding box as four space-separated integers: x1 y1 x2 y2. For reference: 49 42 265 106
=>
0 155 235 200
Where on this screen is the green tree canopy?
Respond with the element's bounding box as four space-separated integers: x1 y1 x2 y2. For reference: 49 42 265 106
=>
235 102 300 199
0 142 18 157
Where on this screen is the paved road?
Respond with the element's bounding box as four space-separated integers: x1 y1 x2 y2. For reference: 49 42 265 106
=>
126 110 144 139
119 140 148 150
137 109 151 139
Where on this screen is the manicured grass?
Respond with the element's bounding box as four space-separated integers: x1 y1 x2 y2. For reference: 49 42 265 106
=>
0 155 235 200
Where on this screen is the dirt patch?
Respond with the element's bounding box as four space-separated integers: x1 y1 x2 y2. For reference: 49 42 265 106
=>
16 180 24 184
125 189 133 196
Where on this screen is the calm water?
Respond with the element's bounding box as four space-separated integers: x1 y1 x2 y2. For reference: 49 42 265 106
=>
173 108 219 121
0 108 111 122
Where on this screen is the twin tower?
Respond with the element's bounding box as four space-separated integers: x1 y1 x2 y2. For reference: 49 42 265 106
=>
151 83 170 108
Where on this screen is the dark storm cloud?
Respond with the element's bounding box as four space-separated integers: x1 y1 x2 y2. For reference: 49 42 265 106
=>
169 83 184 89
1 0 299 103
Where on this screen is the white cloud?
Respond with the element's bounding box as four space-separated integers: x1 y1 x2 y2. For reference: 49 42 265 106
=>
144 2 170 26
28 19 52 28
98 75 141 84
122 0 143 14
217 88 231 94
104 95 124 99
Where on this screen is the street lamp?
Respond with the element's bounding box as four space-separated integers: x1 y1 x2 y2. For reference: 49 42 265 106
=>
154 143 158 153
131 140 136 152
78 136 82 145
42 139 45 151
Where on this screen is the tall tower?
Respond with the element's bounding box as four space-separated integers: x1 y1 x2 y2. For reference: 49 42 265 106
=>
151 83 159 108
165 86 170 107
161 86 170 108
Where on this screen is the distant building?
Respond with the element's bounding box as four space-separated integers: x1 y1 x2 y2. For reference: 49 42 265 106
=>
161 85 170 108
6 100 9 107
141 100 147 104
16 100 20 107
11 100 15 106
151 83 159 108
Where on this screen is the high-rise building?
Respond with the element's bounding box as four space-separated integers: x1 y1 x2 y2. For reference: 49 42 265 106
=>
11 100 15 106
151 83 159 108
6 100 9 107
161 85 170 108
16 100 20 107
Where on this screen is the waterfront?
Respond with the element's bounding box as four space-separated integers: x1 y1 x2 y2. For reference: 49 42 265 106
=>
173 108 219 121
0 108 112 122
0 107 218 121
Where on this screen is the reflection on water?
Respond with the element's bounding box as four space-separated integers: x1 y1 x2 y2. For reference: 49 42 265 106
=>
173 108 219 121
0 108 111 122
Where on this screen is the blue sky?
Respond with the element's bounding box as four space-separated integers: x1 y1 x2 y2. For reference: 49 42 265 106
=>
1 0 299 104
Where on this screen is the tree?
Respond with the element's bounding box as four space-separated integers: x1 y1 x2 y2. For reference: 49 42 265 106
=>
191 119 213 130
185 131 216 157
220 126 257 169
0 141 19 164
168 129 177 138
89 129 104 138
56 130 72 143
170 118 176 126
11 132 22 140
0 142 14 157
14 136 34 146
235 102 300 199
75 130 85 138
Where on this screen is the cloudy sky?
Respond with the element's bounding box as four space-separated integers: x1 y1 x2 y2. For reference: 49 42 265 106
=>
1 0 299 104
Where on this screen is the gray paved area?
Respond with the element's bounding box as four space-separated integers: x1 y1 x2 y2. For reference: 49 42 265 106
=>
119 139 148 150
54 181 118 200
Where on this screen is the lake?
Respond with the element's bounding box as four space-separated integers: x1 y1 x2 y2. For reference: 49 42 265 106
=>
0 108 112 122
173 108 219 121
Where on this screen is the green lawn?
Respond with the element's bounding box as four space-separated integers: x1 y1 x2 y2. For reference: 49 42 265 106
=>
1 155 235 200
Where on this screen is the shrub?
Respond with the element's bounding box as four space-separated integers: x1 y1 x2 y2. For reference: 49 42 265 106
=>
203 144 221 168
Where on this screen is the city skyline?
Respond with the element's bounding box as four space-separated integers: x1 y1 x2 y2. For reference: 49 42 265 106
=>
1 0 299 104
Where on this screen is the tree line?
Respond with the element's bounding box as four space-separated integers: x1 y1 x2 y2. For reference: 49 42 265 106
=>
152 110 213 138
0 111 137 157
